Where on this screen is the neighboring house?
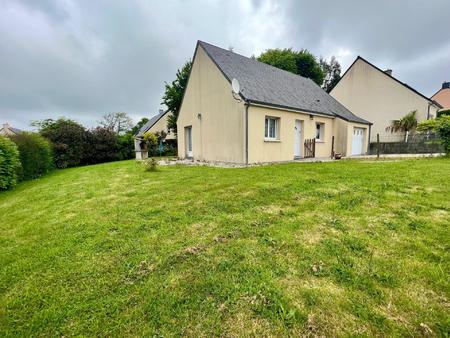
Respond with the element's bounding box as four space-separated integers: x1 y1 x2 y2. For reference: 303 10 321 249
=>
0 122 22 136
177 41 371 164
330 56 442 142
134 109 174 160
431 82 450 110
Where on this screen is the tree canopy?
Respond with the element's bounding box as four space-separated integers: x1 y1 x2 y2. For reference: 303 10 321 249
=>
99 112 133 134
257 48 342 91
320 56 342 93
386 110 418 134
131 117 149 136
257 48 325 86
162 60 192 135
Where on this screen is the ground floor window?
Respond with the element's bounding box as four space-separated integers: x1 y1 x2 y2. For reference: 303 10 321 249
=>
315 122 325 141
265 117 279 140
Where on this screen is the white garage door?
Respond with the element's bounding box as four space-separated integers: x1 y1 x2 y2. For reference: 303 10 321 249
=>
352 128 365 155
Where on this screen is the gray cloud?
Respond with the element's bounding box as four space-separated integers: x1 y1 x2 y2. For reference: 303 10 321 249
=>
0 0 449 129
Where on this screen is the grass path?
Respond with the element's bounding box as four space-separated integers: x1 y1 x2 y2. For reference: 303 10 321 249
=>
1 159 449 336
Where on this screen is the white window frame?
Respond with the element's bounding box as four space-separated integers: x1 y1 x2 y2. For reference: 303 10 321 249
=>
265 116 279 140
315 122 325 142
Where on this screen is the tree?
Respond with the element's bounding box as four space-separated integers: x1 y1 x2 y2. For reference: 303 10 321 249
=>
320 56 341 93
0 135 21 190
131 117 149 136
99 112 133 134
35 118 86 168
162 60 192 135
117 133 135 160
386 110 418 141
257 48 297 74
83 127 119 165
257 48 325 85
10 132 53 180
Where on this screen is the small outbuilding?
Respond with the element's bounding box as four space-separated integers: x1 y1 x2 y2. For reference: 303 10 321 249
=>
134 110 175 160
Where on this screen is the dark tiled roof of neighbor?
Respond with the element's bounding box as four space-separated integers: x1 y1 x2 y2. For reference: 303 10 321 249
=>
136 110 168 137
198 41 370 124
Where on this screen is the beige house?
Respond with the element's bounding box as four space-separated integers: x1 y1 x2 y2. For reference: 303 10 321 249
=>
134 110 175 160
330 56 442 142
432 82 450 110
0 123 22 136
177 41 371 164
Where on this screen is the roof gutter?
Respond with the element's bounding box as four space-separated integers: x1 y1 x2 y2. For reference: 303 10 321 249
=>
247 101 335 119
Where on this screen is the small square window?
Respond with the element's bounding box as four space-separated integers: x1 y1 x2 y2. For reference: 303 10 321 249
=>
265 117 279 139
315 123 325 141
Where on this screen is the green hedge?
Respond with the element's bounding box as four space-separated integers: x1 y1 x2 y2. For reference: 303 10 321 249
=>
0 136 21 190
11 132 53 180
437 109 450 118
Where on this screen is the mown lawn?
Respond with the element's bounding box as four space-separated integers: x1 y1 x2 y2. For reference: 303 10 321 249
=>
1 158 449 337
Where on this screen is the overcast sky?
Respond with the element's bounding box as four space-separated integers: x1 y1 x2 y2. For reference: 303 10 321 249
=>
1 0 449 129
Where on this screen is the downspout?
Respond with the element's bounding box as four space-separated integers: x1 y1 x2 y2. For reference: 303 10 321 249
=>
367 124 371 154
427 102 431 120
244 100 250 165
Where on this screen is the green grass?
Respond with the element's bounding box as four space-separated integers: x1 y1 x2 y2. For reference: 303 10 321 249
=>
1 158 449 336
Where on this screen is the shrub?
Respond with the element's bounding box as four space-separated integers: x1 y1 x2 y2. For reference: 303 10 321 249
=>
37 118 86 168
0 135 21 190
117 133 135 160
11 132 53 180
82 127 119 165
143 158 158 171
417 115 450 154
143 131 158 147
437 109 450 118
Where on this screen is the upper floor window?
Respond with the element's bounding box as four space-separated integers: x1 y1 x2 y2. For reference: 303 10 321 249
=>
265 117 279 140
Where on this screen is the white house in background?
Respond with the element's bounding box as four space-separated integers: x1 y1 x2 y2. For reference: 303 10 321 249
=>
330 56 442 141
134 109 175 160
0 123 22 136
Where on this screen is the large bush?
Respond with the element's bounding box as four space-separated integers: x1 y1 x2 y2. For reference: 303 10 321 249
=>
117 133 135 160
437 109 450 118
11 132 53 180
0 136 21 190
38 118 86 168
82 127 119 164
417 115 450 154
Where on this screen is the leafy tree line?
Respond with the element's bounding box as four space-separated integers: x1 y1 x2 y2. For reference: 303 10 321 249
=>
0 113 150 190
163 48 341 135
31 113 146 168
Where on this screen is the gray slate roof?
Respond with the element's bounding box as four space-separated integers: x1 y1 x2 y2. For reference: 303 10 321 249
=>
136 110 168 137
198 41 370 124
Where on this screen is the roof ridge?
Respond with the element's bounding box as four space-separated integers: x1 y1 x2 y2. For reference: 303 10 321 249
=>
198 40 315 84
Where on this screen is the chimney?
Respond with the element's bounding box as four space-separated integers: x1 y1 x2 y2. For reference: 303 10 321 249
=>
384 69 393 76
159 109 164 114
442 81 450 89
3 122 10 130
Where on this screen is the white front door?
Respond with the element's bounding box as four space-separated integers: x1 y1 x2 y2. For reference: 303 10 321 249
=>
185 126 193 157
294 120 302 158
351 127 364 155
